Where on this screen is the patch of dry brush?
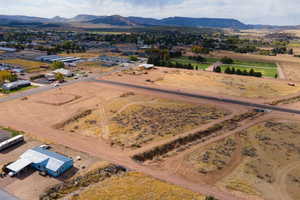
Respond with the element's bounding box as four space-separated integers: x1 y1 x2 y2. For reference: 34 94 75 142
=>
132 110 261 162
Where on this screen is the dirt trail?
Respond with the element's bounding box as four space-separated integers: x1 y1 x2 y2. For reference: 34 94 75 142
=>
99 104 110 140
277 62 287 80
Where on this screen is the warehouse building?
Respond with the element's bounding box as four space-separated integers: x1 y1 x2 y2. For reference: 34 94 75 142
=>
7 147 73 177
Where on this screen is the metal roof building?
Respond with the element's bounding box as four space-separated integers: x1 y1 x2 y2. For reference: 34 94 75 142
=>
2 80 31 91
7 147 73 177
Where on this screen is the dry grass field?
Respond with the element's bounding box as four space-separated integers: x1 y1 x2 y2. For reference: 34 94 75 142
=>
59 52 100 58
283 29 300 37
77 61 117 73
0 59 49 73
155 69 300 99
70 172 206 200
62 93 230 149
185 136 237 174
216 120 300 200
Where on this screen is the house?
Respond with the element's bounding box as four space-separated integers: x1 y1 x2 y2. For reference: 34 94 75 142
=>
6 147 73 177
53 68 73 77
2 80 31 91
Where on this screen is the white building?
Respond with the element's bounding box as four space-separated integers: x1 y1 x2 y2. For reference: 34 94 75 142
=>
53 68 73 77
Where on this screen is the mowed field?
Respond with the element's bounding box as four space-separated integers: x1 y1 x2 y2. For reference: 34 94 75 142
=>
0 59 49 73
71 172 206 200
220 65 277 77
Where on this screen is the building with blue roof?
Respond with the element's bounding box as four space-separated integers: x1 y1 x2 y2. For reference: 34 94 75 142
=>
7 147 73 177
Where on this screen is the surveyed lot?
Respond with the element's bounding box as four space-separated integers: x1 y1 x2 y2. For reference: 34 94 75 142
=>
1 59 49 73
167 119 300 200
60 92 230 149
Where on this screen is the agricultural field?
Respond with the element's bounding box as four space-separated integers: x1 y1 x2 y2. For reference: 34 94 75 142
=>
154 69 300 99
0 59 49 73
69 172 206 200
61 94 230 149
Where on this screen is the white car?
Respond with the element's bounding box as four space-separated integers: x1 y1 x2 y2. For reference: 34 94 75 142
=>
53 83 60 87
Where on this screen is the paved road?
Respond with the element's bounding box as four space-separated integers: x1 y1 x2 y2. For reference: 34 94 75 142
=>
92 79 300 115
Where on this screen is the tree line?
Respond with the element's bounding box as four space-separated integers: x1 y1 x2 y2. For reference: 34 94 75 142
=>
214 66 263 77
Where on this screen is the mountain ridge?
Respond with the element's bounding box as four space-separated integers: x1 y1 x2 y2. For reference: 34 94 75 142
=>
0 14 297 29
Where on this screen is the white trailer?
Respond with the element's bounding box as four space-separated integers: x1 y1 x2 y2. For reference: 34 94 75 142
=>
0 135 24 151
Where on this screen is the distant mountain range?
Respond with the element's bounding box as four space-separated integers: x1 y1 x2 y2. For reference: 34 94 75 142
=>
0 14 298 29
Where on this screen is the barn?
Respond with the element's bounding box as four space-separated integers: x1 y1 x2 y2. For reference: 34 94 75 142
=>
7 147 73 177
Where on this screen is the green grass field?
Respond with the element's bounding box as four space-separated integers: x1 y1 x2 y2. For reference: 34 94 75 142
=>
231 60 277 68
221 64 277 77
170 57 212 70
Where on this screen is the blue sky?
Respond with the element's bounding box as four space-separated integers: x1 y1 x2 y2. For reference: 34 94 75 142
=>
0 0 299 25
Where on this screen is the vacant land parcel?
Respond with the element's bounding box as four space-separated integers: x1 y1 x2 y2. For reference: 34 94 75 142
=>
69 172 206 200
61 93 230 149
153 68 300 100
